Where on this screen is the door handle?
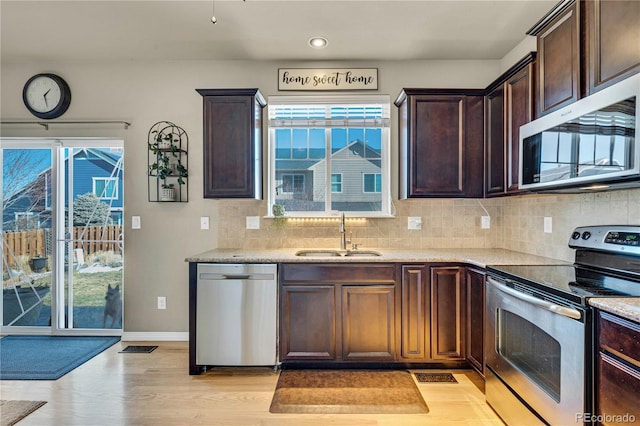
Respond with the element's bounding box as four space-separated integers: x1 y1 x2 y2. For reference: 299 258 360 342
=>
488 277 582 320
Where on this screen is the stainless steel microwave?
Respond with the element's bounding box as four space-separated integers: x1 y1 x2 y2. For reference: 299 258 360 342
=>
519 74 639 192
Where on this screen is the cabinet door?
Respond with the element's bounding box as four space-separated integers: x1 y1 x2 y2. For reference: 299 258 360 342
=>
505 63 534 193
465 268 485 375
401 265 428 359
536 1 580 116
585 0 640 94
280 285 335 360
198 89 265 199
596 311 640 423
401 93 484 198
597 352 640 425
342 285 396 361
485 85 506 196
430 266 465 360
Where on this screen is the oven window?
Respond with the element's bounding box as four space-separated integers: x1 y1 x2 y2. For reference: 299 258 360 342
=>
498 310 561 402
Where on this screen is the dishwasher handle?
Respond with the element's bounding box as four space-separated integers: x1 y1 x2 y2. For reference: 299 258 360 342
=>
199 272 275 280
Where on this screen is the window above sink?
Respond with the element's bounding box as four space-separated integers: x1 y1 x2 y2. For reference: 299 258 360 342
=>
267 95 392 218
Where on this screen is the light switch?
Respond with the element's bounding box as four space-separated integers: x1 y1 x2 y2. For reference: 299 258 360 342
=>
246 216 260 230
408 216 422 230
481 216 491 229
131 216 141 229
200 216 210 230
544 217 553 233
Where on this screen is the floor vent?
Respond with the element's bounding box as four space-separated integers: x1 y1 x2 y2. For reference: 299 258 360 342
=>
119 345 158 353
414 372 458 383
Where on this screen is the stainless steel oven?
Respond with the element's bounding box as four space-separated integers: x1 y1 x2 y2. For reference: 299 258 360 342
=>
486 225 640 425
486 276 588 425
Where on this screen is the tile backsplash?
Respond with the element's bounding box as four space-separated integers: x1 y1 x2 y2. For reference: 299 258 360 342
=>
218 188 640 262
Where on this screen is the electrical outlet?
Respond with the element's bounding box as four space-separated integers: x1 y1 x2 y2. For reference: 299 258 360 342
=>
408 217 422 230
200 216 209 230
544 217 553 233
481 216 491 229
131 216 141 229
157 296 166 310
246 216 260 229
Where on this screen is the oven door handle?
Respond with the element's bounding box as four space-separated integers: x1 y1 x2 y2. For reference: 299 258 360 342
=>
488 277 582 320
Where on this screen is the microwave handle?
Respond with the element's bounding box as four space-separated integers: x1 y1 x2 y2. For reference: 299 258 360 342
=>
488 277 582 320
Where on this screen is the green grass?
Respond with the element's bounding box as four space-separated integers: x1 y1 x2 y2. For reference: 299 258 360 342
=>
33 271 122 307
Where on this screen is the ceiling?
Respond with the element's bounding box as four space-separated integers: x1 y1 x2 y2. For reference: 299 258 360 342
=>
1 0 557 63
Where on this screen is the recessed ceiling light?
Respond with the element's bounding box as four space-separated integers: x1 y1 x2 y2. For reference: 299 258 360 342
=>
309 37 328 49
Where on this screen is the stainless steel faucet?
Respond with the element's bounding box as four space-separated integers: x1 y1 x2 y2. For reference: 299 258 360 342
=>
339 212 351 251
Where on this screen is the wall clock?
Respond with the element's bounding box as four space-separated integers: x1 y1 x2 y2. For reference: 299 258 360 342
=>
22 73 72 119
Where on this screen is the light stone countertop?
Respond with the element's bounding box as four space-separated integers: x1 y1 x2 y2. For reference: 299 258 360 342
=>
185 248 570 269
589 298 640 324
186 247 640 323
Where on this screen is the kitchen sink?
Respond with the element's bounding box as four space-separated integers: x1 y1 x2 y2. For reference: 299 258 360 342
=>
294 249 382 257
343 250 382 257
295 249 342 257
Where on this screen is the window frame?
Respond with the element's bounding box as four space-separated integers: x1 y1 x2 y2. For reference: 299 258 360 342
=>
267 95 392 218
331 173 343 193
363 173 382 193
280 173 305 194
93 177 118 200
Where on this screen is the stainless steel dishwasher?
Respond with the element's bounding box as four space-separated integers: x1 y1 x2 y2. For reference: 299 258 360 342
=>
196 263 277 366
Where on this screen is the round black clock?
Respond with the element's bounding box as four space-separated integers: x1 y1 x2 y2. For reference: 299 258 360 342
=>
22 73 72 119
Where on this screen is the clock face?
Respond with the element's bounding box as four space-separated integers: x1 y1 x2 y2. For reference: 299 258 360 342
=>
23 73 71 119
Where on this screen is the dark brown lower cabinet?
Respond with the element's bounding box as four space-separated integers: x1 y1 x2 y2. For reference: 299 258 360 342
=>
342 285 395 361
279 263 397 363
465 268 485 375
280 263 474 366
399 264 467 363
430 266 465 360
596 311 640 425
280 285 335 360
401 265 427 359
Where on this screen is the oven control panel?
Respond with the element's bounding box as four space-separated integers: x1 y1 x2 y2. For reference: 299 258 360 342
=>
569 225 640 255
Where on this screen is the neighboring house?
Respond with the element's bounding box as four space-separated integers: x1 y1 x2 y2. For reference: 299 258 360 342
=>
275 140 382 212
2 148 123 231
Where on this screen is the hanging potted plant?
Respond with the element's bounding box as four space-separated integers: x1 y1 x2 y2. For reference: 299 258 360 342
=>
160 183 175 201
148 121 189 202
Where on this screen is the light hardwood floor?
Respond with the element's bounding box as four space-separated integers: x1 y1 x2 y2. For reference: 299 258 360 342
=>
1 341 504 425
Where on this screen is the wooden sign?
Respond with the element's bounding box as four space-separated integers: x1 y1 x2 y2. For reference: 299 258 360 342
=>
278 68 378 91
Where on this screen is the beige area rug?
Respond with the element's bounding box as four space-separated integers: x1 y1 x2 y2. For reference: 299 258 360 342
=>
269 369 429 414
0 400 47 426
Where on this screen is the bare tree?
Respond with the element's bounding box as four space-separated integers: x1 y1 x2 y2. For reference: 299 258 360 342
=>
2 150 50 229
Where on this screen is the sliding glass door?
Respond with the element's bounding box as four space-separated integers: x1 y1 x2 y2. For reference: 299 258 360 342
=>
1 139 123 334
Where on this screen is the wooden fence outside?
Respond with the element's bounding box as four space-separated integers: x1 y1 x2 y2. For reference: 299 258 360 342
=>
3 225 122 267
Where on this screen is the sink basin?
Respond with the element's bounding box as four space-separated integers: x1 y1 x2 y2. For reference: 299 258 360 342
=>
294 249 382 257
295 249 343 257
344 250 382 257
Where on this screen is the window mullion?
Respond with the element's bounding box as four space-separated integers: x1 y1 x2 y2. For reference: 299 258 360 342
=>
325 126 332 214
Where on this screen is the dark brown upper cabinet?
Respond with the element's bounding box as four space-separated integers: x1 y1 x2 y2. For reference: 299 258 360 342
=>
395 90 484 199
485 53 535 197
529 0 639 117
584 0 640 95
529 0 580 117
196 88 266 199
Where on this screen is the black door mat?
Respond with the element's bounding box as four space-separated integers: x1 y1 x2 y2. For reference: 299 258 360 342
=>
119 345 158 353
414 372 458 383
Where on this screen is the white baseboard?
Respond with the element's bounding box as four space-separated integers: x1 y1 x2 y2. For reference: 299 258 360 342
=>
121 332 189 341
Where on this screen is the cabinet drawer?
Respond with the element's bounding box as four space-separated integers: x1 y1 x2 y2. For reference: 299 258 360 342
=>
599 311 640 368
280 263 397 284
597 352 640 423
